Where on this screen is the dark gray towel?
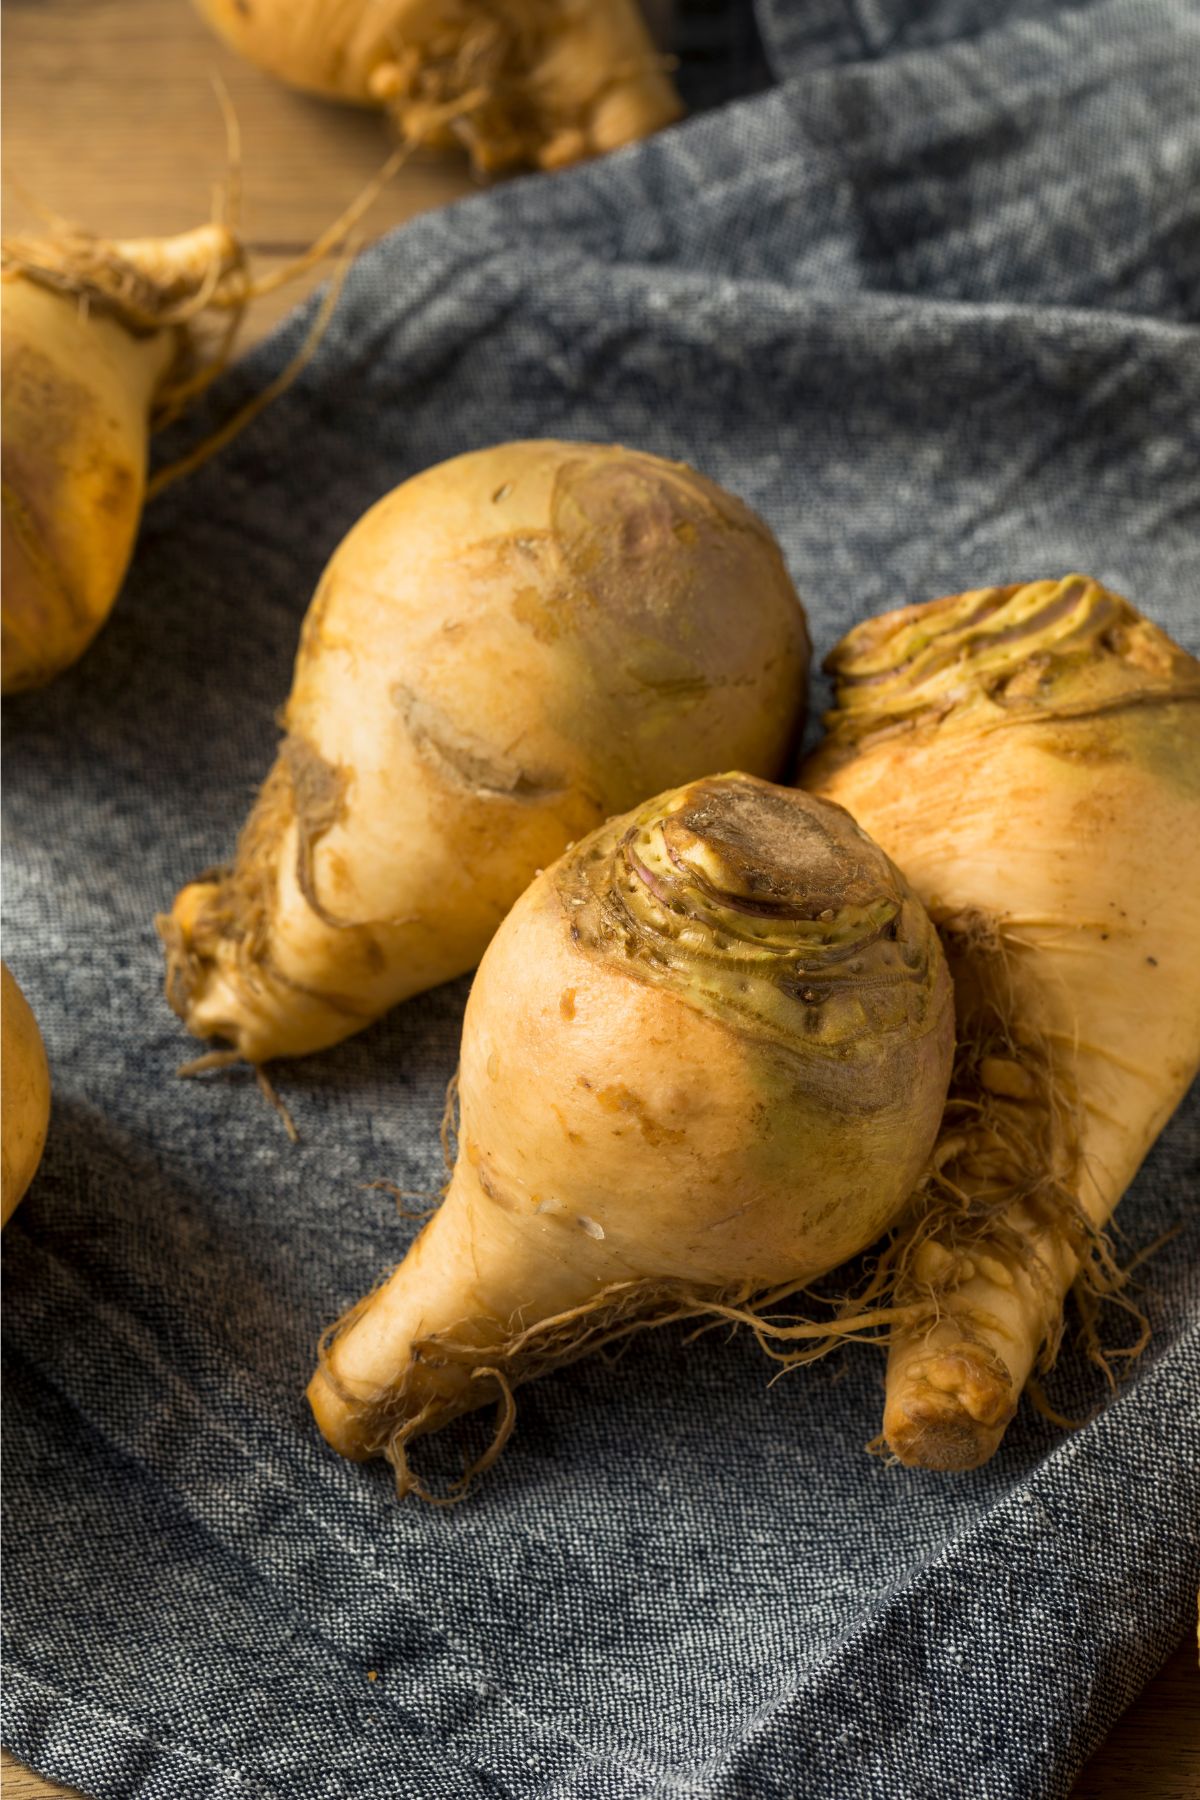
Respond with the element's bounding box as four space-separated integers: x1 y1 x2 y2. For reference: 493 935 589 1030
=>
3 2 1197 1795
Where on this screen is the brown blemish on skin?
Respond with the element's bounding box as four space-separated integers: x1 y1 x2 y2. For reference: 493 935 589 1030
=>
703 1197 758 1231
511 584 562 643
663 780 890 921
548 450 805 704
392 681 566 800
476 1163 513 1208
283 736 350 928
1 343 140 678
1 477 82 667
4 341 99 475
95 459 135 518
549 1104 582 1144
157 734 388 1049
559 987 576 1020
595 1083 685 1146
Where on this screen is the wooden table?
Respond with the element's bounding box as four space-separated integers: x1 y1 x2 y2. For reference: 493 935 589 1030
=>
2 0 477 343
2 4 1197 1796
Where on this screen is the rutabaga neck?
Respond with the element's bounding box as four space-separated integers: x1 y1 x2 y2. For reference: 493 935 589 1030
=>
308 1160 617 1459
109 223 244 311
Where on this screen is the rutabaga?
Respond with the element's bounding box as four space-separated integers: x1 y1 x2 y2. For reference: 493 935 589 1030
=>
161 441 812 1065
307 773 955 1498
804 576 1200 1470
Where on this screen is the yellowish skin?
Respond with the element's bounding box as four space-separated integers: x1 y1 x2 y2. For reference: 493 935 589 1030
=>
1 278 174 693
804 577 1200 1470
2 223 243 694
1 964 51 1224
307 774 955 1486
193 0 683 171
162 440 811 1064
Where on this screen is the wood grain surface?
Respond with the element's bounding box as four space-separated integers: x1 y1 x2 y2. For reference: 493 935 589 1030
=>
2 5 1197 1799
2 0 476 344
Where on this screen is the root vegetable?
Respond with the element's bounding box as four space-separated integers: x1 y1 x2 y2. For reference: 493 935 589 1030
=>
804 576 1200 1471
1 223 249 692
160 440 812 1066
1 964 51 1225
194 0 683 172
2 156 389 698
306 772 955 1495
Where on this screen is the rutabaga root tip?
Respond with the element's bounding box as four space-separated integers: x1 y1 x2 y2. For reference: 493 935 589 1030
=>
874 917 1154 1466
312 1269 937 1502
157 763 291 1046
156 894 223 1023
881 1340 1016 1472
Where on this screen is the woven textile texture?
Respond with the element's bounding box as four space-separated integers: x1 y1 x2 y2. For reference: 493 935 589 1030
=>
3 1 1198 1796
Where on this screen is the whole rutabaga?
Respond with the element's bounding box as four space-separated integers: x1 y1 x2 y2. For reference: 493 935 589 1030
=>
308 774 955 1496
161 441 812 1065
804 576 1200 1471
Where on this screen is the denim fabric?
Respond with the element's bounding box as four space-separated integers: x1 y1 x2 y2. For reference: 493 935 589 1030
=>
3 2 1198 1796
